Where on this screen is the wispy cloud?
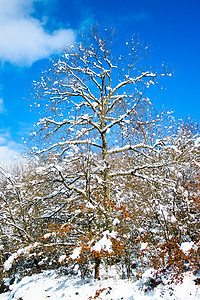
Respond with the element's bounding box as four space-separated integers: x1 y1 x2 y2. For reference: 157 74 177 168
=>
0 145 21 162
0 129 24 163
0 0 75 66
0 98 6 113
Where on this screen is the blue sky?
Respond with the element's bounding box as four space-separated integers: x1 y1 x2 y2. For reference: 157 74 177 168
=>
0 0 200 162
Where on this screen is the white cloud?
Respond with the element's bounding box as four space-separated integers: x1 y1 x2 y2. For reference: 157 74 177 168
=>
0 136 7 144
0 146 20 162
0 130 24 164
0 0 75 66
0 144 26 171
0 98 6 113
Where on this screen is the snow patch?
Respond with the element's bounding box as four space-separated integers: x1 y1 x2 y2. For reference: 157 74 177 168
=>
113 218 120 226
58 254 66 263
92 230 117 253
180 242 197 253
70 247 82 260
1 269 200 300
4 242 39 271
141 242 148 251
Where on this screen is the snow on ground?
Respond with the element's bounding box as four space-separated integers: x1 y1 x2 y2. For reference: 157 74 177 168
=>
0 268 199 300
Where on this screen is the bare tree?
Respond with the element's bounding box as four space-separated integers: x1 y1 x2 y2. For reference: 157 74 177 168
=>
26 27 177 278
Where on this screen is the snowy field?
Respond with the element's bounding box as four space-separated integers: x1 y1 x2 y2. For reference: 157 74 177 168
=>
0 268 199 300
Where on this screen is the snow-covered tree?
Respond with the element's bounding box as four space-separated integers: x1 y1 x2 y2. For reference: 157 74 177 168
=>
25 27 179 278
0 165 34 248
136 123 200 282
4 28 200 282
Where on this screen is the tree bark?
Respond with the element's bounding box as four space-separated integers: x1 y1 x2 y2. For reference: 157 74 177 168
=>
94 256 101 279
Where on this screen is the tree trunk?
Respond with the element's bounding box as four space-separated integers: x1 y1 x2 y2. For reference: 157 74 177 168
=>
0 250 4 293
94 256 101 279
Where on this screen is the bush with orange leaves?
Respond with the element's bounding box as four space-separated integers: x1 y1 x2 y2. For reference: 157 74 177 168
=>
138 163 200 283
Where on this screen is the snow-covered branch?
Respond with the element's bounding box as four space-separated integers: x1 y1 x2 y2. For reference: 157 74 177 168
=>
107 143 157 155
111 72 156 96
37 139 102 154
2 220 34 242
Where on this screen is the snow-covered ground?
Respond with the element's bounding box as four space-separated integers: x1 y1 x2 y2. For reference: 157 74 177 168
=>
0 268 199 300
